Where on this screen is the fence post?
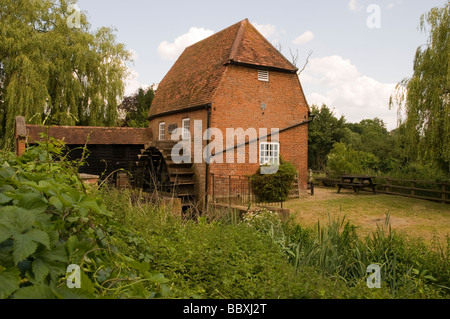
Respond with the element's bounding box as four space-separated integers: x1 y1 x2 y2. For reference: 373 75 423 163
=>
212 174 215 203
411 180 416 197
442 182 446 203
386 178 391 193
248 176 251 205
228 175 231 207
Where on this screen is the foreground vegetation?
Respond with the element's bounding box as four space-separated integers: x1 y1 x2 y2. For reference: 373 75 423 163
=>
0 142 449 299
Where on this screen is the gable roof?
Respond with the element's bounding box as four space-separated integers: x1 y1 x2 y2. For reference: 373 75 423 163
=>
149 19 298 119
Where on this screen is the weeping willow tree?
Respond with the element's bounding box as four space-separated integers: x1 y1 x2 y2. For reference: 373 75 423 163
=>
390 2 450 175
0 0 131 148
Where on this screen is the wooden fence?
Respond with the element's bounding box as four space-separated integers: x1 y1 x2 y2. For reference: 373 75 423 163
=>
311 171 450 204
375 177 450 203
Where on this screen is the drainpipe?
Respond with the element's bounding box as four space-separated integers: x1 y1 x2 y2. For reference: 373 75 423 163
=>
204 103 212 212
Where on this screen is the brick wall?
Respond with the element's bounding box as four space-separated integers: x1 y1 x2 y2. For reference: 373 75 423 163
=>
148 108 209 204
148 64 310 204
209 64 310 192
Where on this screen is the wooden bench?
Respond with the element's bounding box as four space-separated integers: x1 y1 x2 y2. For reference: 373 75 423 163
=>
337 175 377 195
337 182 377 194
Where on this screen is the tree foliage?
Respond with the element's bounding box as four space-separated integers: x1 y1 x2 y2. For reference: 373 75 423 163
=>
119 87 154 127
327 142 380 175
0 0 131 148
390 1 449 173
308 104 347 170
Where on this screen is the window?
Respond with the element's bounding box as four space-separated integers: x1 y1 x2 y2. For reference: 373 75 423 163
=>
159 122 165 140
182 118 190 140
258 69 269 82
260 142 280 165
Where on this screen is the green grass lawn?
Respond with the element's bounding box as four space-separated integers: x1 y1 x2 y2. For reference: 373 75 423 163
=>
284 187 450 243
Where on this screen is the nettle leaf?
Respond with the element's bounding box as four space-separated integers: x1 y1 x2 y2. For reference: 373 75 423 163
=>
22 180 53 194
13 234 37 265
0 193 13 205
0 267 20 299
59 193 77 207
12 229 50 264
32 257 50 283
0 224 12 243
26 229 51 250
31 245 68 284
53 286 94 299
0 184 15 193
13 285 57 299
0 164 16 179
17 193 48 214
49 196 64 211
0 207 35 233
80 270 96 295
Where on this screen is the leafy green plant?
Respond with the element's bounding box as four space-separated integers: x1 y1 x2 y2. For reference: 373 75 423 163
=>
0 139 168 299
244 210 449 298
251 159 297 203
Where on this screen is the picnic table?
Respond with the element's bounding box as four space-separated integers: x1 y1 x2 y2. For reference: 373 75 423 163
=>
337 175 377 195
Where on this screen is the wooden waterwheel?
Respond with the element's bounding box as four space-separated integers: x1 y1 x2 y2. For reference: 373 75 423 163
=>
133 141 196 210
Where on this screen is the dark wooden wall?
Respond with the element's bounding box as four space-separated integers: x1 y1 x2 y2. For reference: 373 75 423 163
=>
66 144 143 180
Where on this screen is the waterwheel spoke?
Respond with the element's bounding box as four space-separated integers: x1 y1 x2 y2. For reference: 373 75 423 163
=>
134 142 196 211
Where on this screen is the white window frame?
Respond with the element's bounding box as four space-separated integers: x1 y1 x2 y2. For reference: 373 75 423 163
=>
182 118 190 140
159 122 166 140
259 142 280 165
258 69 269 82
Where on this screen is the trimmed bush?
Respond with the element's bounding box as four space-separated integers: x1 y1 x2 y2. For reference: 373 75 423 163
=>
251 160 298 203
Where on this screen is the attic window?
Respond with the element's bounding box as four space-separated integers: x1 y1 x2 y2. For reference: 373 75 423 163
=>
258 69 269 82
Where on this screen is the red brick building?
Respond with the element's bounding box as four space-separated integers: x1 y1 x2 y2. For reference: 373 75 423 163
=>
16 19 311 211
147 19 312 208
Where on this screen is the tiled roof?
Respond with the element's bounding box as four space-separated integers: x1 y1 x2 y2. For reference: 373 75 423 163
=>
149 19 298 118
228 20 297 71
26 125 152 145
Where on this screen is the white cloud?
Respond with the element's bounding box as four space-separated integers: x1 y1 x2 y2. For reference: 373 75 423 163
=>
301 55 398 130
252 22 277 39
292 31 315 45
348 0 363 11
158 27 214 61
252 21 285 48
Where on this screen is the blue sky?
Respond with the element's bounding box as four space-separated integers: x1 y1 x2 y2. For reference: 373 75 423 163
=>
77 0 447 130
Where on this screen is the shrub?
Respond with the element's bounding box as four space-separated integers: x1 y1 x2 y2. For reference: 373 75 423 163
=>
251 160 297 202
0 140 168 299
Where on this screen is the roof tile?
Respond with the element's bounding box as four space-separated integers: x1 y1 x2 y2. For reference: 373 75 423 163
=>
149 19 297 118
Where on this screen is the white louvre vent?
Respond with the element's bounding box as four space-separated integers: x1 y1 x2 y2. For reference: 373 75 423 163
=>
258 69 269 82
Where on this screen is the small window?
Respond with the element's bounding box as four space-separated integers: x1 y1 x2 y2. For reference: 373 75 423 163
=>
182 118 190 140
260 142 280 165
258 69 269 82
159 122 165 140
